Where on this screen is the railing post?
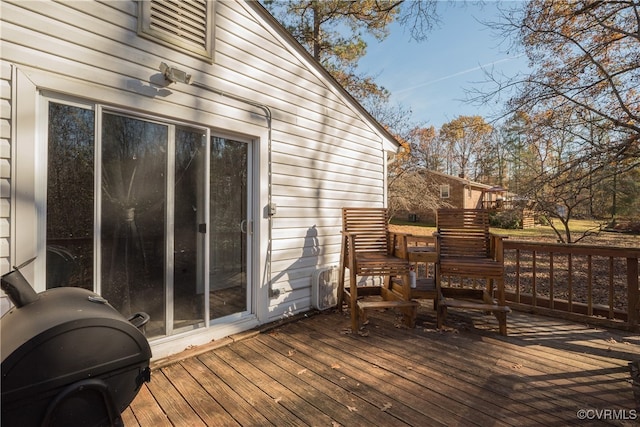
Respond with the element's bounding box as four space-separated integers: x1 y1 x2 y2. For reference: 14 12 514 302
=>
628 257 639 329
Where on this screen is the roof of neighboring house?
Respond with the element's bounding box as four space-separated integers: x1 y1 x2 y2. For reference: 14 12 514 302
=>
247 1 400 152
485 186 508 193
423 170 494 190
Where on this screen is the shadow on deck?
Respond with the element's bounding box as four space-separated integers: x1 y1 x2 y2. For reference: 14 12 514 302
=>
124 304 640 426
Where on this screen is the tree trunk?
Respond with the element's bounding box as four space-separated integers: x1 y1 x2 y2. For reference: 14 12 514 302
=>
313 4 321 61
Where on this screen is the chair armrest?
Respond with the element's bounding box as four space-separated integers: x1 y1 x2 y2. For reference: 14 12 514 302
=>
489 234 505 262
389 232 410 257
432 232 441 261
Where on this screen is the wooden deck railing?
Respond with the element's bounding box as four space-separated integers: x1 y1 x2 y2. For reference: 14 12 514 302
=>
502 240 640 331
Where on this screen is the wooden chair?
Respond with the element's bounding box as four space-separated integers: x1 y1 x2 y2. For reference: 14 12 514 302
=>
337 208 419 332
435 209 510 335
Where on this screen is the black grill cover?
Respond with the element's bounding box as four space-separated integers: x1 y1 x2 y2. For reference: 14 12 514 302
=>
1 286 152 426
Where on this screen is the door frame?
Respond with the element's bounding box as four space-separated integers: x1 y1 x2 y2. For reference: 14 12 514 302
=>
11 67 266 358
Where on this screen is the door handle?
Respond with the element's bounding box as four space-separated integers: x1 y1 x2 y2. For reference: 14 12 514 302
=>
240 220 251 234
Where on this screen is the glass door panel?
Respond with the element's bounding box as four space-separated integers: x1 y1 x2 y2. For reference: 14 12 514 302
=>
100 112 168 338
173 127 206 330
46 103 95 290
210 136 249 320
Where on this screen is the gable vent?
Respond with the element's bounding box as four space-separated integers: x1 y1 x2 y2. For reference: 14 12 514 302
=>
139 0 213 61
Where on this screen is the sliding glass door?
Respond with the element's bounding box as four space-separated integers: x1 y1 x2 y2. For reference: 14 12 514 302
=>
45 99 253 338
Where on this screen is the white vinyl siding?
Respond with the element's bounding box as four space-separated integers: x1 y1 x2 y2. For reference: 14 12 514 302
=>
213 3 387 318
1 0 395 336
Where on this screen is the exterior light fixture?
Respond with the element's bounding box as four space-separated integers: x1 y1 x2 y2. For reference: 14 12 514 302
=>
159 62 192 84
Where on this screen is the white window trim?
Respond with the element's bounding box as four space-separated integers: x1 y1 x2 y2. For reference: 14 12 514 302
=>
440 184 450 199
12 68 40 288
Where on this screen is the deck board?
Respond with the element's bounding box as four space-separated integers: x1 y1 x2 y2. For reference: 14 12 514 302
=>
128 307 640 426
241 337 402 427
180 357 274 427
161 363 240 427
197 351 305 426
127 379 172 427
145 370 207 427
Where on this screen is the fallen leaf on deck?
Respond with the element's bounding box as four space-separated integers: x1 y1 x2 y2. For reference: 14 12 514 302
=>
297 368 307 375
380 402 392 412
347 405 358 412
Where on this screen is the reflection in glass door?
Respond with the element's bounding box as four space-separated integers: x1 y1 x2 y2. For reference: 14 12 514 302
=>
100 113 169 336
209 136 250 320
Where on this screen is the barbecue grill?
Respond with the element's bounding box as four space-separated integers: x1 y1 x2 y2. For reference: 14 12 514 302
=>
1 264 152 427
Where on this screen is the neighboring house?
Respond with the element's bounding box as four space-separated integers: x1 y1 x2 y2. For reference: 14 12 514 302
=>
431 170 496 210
0 1 400 359
401 170 497 223
399 170 535 228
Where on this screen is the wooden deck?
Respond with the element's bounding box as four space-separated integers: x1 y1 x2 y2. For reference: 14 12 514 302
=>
123 304 640 426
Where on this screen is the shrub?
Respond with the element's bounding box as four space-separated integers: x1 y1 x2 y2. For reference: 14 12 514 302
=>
489 211 522 229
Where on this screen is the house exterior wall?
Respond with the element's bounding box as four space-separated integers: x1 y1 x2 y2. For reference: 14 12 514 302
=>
439 176 486 210
0 0 396 358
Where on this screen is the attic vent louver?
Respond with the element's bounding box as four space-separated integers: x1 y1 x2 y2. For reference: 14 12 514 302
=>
139 0 214 61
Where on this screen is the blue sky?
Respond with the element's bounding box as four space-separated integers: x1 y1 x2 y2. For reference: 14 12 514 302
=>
358 1 528 130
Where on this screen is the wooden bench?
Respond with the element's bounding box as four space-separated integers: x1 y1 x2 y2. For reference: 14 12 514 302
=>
337 208 415 331
436 209 510 335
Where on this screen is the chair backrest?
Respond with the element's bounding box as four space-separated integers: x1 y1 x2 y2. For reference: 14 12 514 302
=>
436 209 491 259
342 208 391 254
